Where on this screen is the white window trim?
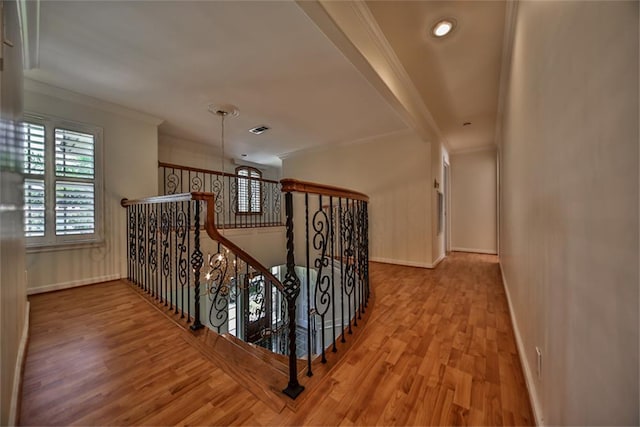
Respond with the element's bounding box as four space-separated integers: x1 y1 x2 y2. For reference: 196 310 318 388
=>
236 166 262 215
24 112 104 251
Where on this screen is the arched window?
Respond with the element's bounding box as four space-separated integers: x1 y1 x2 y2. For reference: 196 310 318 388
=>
236 166 262 214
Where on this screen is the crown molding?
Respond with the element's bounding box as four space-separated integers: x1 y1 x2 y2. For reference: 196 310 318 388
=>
24 78 164 126
298 0 448 150
494 0 519 150
347 1 449 150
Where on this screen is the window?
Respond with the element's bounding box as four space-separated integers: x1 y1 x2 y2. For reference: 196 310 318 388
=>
236 166 261 214
23 114 103 248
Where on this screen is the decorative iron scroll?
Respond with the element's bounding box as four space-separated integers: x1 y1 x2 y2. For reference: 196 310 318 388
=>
148 207 158 297
341 201 356 333
166 172 179 194
191 174 203 192
176 208 188 315
137 209 146 291
206 249 231 332
161 207 171 304
128 207 136 271
312 205 331 363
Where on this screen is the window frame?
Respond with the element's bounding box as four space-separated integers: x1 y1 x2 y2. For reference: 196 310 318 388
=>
23 113 104 251
235 166 262 216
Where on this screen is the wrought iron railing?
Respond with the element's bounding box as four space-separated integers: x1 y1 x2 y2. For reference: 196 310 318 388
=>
120 192 303 397
159 162 282 229
121 178 370 401
280 179 370 380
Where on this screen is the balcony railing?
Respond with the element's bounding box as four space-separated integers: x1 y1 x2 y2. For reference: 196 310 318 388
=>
280 179 370 379
159 162 282 229
121 178 370 400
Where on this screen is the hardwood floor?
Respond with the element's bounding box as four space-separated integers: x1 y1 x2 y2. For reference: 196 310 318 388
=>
20 253 534 426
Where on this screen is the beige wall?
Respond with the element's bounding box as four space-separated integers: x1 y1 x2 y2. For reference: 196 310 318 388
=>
499 1 638 425
282 130 435 268
158 133 280 183
451 149 497 254
0 1 28 424
24 82 159 292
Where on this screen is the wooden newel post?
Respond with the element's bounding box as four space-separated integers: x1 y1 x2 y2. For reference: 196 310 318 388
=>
282 191 305 399
190 200 204 331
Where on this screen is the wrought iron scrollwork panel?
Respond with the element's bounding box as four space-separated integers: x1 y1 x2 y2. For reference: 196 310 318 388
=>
191 174 203 191
160 208 171 303
312 209 331 318
148 208 158 296
205 249 233 332
137 210 146 290
166 171 180 195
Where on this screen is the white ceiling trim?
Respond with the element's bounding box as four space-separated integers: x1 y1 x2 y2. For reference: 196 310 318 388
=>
25 79 164 126
300 0 449 150
348 1 449 150
494 0 520 152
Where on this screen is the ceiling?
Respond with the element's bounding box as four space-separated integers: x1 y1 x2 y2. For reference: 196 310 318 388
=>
365 1 506 152
26 1 506 166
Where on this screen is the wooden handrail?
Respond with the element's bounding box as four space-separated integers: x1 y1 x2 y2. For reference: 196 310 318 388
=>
159 161 280 184
280 179 369 202
190 192 285 292
120 193 193 207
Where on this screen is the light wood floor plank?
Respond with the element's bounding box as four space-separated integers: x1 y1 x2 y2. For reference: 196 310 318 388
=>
20 253 534 426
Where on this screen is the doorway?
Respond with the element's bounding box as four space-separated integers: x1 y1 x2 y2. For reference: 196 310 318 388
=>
443 162 451 254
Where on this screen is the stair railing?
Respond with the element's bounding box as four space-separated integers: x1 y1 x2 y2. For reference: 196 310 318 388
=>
121 192 304 398
280 179 370 380
158 162 282 229
121 179 370 401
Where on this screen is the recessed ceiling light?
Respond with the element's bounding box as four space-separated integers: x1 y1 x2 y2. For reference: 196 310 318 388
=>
432 18 456 38
241 154 247 157
249 125 270 135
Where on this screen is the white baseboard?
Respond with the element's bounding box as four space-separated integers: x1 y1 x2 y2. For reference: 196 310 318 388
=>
370 256 441 269
451 247 497 255
27 274 121 295
499 263 544 426
431 253 445 267
8 301 30 426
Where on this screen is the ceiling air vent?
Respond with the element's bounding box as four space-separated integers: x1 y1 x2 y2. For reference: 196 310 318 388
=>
249 125 270 135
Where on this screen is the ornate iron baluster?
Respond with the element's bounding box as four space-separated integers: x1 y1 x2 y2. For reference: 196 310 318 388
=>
148 206 158 298
282 191 304 399
329 196 337 353
176 203 188 316
364 203 369 305
304 193 313 376
206 251 230 332
166 169 179 194
128 206 136 283
273 184 281 223
212 177 224 228
161 206 171 305
355 201 362 319
190 199 204 330
191 173 203 191
338 198 345 343
137 208 146 291
342 199 355 334
173 206 187 314
312 195 331 363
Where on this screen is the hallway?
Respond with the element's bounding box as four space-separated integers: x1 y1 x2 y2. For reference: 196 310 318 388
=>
20 253 533 426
